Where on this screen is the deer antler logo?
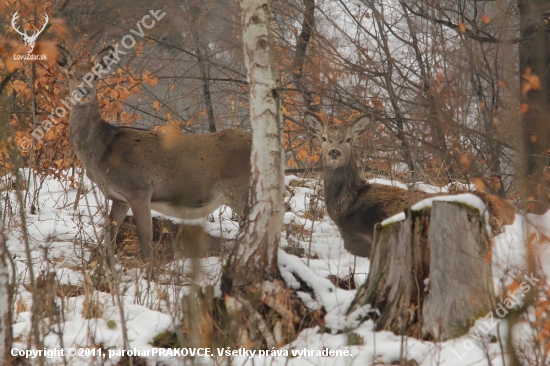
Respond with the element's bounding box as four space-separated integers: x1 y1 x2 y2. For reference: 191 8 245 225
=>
11 11 49 54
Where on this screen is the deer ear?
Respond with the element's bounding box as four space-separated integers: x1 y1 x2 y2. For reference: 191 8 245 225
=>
304 111 325 137
351 115 370 138
93 46 115 69
56 44 72 70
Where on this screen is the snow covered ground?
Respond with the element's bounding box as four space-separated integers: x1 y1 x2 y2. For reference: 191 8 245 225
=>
1 170 549 365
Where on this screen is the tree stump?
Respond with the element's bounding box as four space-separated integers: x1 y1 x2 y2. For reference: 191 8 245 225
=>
348 200 495 341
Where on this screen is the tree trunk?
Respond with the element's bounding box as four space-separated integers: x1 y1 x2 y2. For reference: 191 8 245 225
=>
519 0 550 213
291 0 319 114
0 226 13 363
183 0 217 133
218 0 311 349
348 201 495 341
223 0 284 295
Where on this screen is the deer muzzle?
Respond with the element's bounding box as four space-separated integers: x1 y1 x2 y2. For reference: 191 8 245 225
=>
328 149 342 160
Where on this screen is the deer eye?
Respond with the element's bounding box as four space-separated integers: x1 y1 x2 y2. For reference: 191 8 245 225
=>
346 138 351 143
321 136 327 142
68 73 74 78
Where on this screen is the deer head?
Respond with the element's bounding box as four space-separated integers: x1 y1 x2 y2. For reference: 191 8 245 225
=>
11 11 49 54
56 45 114 105
304 111 370 169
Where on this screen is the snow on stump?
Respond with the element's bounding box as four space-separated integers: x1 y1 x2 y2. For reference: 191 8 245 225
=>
348 195 495 341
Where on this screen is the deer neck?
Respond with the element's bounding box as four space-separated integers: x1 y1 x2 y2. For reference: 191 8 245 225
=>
68 98 110 165
323 154 364 221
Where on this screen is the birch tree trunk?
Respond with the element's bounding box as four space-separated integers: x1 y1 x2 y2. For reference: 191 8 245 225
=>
218 0 311 349
224 0 284 285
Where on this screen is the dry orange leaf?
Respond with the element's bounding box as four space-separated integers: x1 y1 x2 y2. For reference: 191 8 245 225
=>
296 149 309 160
458 23 466 33
288 157 298 168
128 77 138 86
459 154 471 170
142 71 158 87
520 103 529 114
472 178 485 192
522 68 542 95
506 280 520 294
481 15 491 24
372 99 384 109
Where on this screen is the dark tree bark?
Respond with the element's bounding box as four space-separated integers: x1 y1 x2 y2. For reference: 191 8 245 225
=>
348 201 495 341
184 0 217 133
291 0 319 114
519 0 550 212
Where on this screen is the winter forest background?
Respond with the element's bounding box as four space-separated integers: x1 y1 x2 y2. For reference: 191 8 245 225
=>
1 0 550 365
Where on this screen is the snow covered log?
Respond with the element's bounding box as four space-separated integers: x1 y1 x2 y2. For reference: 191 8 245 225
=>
348 197 495 341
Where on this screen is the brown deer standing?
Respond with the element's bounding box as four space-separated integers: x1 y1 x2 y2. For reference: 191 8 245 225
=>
304 111 515 257
56 45 251 260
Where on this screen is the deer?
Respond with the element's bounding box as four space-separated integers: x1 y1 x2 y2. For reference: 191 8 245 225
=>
11 11 49 54
56 45 252 260
304 111 516 257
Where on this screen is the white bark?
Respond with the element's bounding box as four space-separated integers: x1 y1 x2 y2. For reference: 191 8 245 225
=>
236 0 284 270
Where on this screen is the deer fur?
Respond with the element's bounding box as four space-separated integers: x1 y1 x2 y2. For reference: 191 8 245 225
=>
304 111 515 257
56 45 251 259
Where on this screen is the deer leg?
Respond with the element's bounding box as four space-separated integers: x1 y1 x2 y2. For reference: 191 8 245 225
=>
109 200 129 248
127 197 154 260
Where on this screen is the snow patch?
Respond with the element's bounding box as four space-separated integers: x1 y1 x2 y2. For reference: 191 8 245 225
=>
381 193 487 226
